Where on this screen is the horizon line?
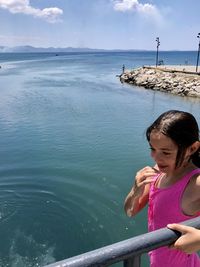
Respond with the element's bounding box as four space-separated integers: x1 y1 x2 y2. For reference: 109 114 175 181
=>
0 45 197 52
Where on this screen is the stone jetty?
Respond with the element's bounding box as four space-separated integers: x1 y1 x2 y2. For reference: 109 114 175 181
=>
120 66 200 98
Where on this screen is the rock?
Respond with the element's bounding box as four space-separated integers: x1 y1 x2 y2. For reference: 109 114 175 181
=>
119 66 200 98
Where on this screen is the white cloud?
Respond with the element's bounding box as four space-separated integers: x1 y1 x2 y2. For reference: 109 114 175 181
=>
113 0 160 17
0 0 63 23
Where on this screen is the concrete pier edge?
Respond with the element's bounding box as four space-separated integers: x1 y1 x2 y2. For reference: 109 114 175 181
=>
119 65 200 98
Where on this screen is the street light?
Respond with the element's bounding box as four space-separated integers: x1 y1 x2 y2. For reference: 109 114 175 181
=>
156 37 160 67
196 33 200 72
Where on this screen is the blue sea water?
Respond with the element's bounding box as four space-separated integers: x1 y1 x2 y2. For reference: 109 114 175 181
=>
0 51 200 267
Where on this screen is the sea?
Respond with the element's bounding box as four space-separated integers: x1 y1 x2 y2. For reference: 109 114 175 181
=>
0 51 200 267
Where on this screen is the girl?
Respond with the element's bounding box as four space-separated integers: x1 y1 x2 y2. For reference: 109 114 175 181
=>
124 110 200 267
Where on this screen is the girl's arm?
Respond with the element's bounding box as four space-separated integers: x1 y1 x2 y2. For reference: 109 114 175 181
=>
167 224 200 254
124 182 150 217
124 166 159 217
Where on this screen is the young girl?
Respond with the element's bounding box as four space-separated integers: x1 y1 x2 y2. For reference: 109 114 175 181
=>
124 110 200 267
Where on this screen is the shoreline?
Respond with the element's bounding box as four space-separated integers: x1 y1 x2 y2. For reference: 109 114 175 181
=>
120 65 200 98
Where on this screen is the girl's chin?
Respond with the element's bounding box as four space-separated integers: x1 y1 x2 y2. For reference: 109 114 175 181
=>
157 166 168 172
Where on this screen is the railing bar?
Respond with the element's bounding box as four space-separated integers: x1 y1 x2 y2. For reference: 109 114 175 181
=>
44 217 200 267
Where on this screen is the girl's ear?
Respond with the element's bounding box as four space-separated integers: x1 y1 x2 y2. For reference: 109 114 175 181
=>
189 141 200 155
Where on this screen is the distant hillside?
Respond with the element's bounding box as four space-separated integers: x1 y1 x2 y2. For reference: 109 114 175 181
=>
0 45 149 53
0 45 109 53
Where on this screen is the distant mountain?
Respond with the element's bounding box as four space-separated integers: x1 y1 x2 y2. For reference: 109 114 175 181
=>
0 46 196 53
0 45 148 53
0 45 109 53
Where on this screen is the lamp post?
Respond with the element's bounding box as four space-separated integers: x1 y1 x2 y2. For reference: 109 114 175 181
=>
156 37 160 67
196 33 200 72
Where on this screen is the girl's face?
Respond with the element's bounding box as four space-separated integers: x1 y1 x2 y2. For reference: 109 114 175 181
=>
149 130 178 174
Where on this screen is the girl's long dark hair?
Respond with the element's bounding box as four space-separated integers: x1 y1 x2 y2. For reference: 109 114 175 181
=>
146 110 200 168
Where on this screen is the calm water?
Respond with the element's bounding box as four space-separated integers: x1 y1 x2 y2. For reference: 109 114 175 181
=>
0 51 200 267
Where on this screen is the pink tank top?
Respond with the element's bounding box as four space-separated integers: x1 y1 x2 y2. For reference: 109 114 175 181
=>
148 168 200 267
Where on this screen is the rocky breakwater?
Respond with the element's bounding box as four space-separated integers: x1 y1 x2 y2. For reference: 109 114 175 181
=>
120 66 200 98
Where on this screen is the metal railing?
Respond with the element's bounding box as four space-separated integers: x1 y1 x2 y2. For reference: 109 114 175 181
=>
44 217 200 267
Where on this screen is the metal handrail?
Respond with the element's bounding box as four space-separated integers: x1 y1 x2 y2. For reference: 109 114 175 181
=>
44 217 200 267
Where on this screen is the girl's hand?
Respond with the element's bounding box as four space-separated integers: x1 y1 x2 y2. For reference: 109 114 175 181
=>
124 166 160 217
134 166 159 197
167 224 200 254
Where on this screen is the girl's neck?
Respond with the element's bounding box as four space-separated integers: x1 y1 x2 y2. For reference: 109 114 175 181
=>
159 162 197 188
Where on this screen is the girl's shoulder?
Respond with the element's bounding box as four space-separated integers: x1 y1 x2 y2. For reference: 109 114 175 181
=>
187 169 200 194
195 172 200 185
191 168 200 180
183 168 200 183
189 168 200 182
185 170 200 215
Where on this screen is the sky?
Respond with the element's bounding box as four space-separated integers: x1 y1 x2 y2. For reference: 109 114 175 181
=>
0 0 199 50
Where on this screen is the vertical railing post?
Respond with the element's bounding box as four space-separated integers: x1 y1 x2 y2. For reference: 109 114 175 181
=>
124 255 141 267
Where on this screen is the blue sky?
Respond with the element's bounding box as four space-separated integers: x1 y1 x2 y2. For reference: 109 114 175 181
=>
0 0 199 50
